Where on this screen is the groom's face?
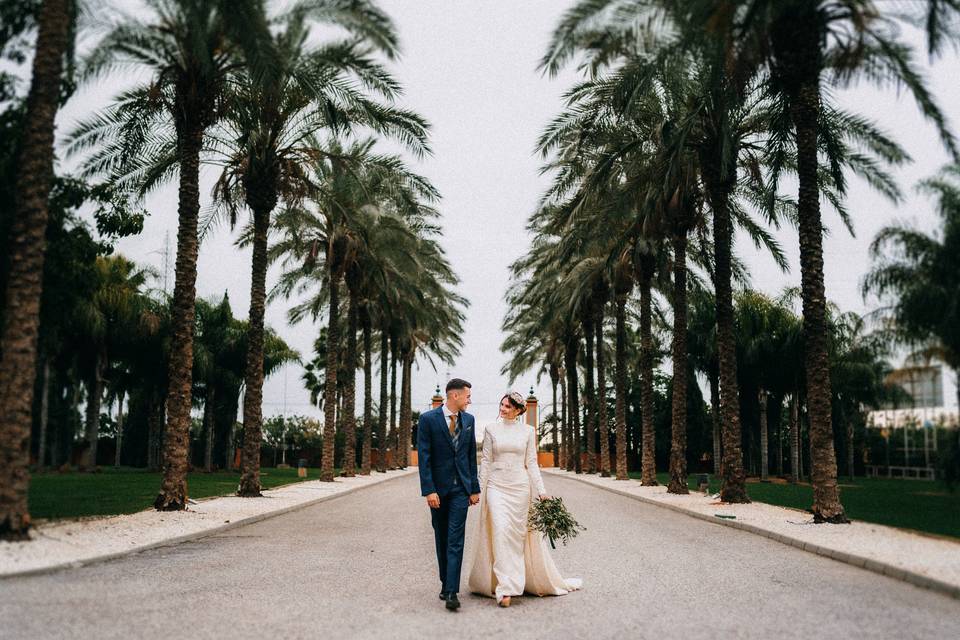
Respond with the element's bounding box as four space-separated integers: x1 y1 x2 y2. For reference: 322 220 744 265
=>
449 388 472 412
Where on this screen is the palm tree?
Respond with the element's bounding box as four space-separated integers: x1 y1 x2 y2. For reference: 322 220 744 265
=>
864 165 960 416
212 4 426 494
0 0 73 540
193 294 245 472
74 255 151 469
272 138 443 480
684 0 956 522
502 238 570 469
392 236 466 468
68 0 274 511
542 1 795 500
828 310 898 480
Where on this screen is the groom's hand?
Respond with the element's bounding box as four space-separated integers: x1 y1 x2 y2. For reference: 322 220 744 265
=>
426 493 440 509
469 493 480 506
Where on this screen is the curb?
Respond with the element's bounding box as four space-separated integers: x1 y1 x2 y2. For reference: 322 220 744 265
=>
1 468 417 581
546 469 960 601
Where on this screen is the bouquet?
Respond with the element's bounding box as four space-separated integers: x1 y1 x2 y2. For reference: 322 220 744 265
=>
528 497 585 549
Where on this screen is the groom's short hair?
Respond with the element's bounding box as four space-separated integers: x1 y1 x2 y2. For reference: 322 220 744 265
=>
445 378 472 393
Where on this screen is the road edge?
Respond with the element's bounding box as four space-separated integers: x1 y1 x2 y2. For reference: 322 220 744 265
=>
1 468 417 581
547 469 960 601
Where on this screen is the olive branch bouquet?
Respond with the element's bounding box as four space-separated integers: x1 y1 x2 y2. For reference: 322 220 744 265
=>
528 496 585 549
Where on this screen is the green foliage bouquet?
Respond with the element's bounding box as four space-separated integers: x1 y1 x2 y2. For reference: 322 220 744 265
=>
528 497 585 548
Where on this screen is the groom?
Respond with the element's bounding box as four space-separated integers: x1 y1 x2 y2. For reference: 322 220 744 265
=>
417 378 481 611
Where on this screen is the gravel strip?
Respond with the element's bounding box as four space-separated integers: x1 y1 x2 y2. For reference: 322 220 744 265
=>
0 468 417 579
544 468 960 599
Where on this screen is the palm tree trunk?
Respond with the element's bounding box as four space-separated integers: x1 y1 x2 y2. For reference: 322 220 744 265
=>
114 388 125 468
85 350 105 470
360 306 372 475
614 294 629 480
709 374 721 476
790 394 800 483
777 398 784 477
0 0 71 540
377 328 388 472
596 305 610 477
389 336 397 467
707 178 749 502
550 371 559 468
564 338 581 473
667 233 689 495
225 418 235 472
155 123 205 511
320 272 341 482
638 275 658 486
792 78 847 523
148 392 162 471
846 408 855 481
340 289 358 477
560 368 568 470
204 386 215 472
239 204 272 496
38 358 51 470
582 312 596 473
759 389 769 482
398 351 413 468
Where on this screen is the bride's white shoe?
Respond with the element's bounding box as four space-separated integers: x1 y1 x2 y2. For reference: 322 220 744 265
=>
498 596 511 608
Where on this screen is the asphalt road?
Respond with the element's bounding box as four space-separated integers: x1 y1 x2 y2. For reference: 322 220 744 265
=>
2 473 958 640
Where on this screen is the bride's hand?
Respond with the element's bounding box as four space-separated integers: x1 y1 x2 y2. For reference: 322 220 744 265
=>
539 494 550 501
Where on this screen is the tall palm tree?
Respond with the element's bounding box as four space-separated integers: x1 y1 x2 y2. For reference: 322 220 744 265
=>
684 0 956 522
542 1 793 500
213 4 426 494
272 138 442 480
392 234 466 468
502 238 569 469
68 0 273 511
0 0 73 540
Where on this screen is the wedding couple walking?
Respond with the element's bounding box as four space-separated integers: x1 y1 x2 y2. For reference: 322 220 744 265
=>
417 378 581 611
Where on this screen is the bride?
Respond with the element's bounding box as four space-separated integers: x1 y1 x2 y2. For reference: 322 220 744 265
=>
467 390 582 607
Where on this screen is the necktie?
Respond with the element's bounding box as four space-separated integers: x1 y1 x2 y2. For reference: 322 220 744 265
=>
448 413 457 437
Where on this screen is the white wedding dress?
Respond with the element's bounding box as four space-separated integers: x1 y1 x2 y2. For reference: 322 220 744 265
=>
467 420 582 602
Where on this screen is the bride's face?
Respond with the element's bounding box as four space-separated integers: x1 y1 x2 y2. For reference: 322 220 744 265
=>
499 397 519 420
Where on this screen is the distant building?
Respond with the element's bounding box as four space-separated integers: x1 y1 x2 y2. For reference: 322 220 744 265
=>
868 361 957 430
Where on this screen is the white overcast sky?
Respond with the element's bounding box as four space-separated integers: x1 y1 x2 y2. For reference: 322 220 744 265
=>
50 1 960 423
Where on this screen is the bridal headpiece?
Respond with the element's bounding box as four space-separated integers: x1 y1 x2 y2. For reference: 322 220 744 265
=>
507 390 526 407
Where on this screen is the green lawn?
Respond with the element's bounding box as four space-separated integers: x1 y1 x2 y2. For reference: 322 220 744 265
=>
29 466 341 520
623 471 960 540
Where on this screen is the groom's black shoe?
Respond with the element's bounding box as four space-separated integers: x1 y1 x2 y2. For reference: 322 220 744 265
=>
445 593 461 610
439 591 448 601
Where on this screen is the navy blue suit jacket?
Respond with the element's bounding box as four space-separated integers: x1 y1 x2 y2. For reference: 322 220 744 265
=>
417 407 481 497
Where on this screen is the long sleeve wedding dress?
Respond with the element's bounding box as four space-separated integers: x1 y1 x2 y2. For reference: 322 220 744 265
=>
467 420 582 603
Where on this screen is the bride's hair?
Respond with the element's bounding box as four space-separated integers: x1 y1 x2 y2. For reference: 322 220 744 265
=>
500 391 526 416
